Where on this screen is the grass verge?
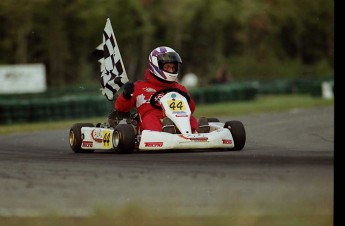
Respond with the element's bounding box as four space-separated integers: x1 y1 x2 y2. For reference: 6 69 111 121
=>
194 94 334 117
0 214 333 226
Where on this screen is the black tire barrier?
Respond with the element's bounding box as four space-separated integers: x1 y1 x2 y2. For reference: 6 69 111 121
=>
190 82 258 105
0 96 113 125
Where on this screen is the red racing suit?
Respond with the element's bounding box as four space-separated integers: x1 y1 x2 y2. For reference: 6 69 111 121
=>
115 69 198 132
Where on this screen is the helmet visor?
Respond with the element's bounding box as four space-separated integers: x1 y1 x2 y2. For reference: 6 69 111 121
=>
157 52 182 64
162 62 179 74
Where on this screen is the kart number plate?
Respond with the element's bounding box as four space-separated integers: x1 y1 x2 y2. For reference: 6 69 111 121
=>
102 131 111 148
167 100 186 111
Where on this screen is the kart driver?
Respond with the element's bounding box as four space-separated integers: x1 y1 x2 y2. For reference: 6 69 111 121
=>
114 46 209 133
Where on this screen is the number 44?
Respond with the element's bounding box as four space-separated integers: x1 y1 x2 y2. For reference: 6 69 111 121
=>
168 100 185 111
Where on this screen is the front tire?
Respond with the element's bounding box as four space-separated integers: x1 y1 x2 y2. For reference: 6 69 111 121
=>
224 121 246 151
69 123 95 153
113 124 136 154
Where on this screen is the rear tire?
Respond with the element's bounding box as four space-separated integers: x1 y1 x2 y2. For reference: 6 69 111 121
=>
69 123 95 153
207 118 220 122
113 124 136 154
224 121 246 151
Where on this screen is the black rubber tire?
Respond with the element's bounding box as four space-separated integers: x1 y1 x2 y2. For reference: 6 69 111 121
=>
113 124 136 154
224 120 246 151
207 118 220 122
69 123 95 153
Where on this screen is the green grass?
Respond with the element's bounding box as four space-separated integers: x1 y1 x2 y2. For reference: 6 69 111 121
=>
0 95 334 135
0 203 333 226
194 94 334 117
0 214 333 226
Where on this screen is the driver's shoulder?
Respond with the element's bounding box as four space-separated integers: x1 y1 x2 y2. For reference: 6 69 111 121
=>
134 80 147 88
173 82 187 91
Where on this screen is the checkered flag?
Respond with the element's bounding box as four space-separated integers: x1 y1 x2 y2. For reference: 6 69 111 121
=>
93 18 128 101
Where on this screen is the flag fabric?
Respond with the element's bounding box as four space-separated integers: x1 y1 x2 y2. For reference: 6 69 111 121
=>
93 18 128 101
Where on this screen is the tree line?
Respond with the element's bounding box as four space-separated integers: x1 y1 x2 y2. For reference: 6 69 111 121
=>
0 0 334 87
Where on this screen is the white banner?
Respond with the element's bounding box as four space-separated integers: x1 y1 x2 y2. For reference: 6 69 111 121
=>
0 63 46 94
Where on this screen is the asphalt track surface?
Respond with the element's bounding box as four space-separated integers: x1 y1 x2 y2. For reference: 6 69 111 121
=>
0 106 334 217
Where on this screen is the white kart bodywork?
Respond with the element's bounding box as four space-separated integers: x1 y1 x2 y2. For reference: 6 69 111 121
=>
73 91 241 152
80 127 114 150
138 92 234 150
80 121 234 151
139 127 234 150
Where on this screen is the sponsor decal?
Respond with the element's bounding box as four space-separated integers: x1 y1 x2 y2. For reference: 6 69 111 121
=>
144 142 163 147
155 93 165 102
136 94 150 108
91 129 103 143
103 131 111 147
178 135 208 142
171 93 177 99
178 135 188 140
222 139 232 144
82 141 93 148
189 137 208 142
173 111 187 114
144 87 156 93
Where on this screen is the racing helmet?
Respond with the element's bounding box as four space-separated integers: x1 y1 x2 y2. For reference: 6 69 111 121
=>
148 46 182 82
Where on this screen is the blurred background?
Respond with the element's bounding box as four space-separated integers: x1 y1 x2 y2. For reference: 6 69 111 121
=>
0 0 334 124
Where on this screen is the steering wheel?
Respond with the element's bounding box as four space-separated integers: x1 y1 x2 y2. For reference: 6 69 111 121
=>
149 87 190 110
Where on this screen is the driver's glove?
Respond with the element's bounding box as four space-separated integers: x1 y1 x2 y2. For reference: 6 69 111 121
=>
122 81 134 99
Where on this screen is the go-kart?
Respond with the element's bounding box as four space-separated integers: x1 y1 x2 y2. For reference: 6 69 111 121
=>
69 88 246 154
